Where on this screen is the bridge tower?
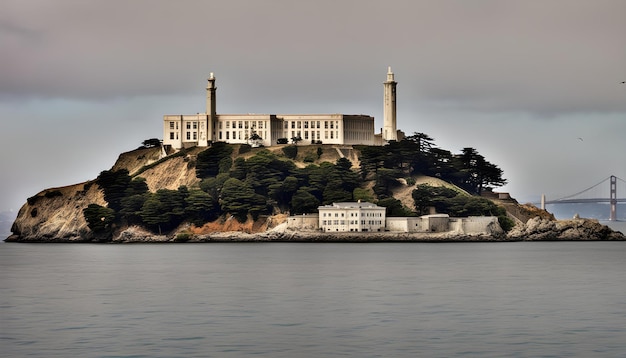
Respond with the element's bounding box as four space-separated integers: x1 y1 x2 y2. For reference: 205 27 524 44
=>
610 175 617 221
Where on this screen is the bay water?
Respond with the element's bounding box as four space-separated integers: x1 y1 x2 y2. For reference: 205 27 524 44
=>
1 242 625 357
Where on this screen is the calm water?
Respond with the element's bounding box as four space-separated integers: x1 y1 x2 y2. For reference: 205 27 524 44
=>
1 242 626 357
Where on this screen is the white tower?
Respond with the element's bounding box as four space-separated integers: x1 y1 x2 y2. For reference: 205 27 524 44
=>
202 72 217 145
383 66 397 141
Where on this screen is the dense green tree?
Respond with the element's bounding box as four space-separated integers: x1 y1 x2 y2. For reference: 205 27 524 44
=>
373 168 403 198
196 142 233 178
376 197 415 217
412 184 459 215
357 145 386 178
220 178 268 221
199 173 230 208
83 204 116 233
290 189 321 215
452 147 507 194
184 190 217 225
218 156 233 174
238 143 252 154
425 148 455 179
119 194 147 225
142 138 162 148
319 158 361 204
125 177 149 197
139 187 189 233
404 132 435 174
243 150 296 197
229 157 247 180
140 195 168 233
268 176 299 210
352 188 374 202
282 145 298 159
95 169 133 212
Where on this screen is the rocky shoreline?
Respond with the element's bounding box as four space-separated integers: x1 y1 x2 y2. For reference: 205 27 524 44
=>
5 217 624 243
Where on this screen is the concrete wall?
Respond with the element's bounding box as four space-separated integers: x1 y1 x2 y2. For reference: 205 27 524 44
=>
287 214 320 230
386 215 449 233
288 213 501 235
449 216 501 234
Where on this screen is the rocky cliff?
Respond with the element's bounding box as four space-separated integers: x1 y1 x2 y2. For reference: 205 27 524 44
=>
7 146 201 242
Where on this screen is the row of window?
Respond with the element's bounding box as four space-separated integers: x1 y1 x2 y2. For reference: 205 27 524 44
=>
169 121 204 130
168 131 199 141
222 121 266 130
322 212 384 218
285 120 339 130
290 131 339 140
218 131 267 141
321 220 384 226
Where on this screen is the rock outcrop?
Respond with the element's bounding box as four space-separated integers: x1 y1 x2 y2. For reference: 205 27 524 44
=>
7 182 106 242
508 217 625 241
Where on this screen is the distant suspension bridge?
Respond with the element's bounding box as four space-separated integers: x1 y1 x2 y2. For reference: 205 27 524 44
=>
541 175 626 221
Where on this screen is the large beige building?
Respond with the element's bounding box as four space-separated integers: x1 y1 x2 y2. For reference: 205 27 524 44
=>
163 69 399 149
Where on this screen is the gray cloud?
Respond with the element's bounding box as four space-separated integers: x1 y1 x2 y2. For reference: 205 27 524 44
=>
1 0 626 211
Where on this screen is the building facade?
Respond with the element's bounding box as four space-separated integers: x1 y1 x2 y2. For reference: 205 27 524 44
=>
318 202 387 232
162 69 398 150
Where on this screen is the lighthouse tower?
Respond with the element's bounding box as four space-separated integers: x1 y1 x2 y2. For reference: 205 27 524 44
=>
202 72 217 145
383 66 397 141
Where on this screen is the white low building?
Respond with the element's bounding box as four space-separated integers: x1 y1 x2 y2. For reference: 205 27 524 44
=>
318 201 386 232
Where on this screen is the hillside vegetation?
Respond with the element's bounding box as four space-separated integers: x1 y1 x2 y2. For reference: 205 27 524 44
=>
9 135 519 242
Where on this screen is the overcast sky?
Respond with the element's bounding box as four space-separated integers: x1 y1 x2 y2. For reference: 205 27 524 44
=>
1 0 625 213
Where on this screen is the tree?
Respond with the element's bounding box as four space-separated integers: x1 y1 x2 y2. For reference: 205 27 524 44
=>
249 133 263 147
357 145 387 179
376 197 414 217
291 136 303 145
119 194 148 225
196 142 233 178
268 176 299 211
412 184 458 215
199 173 229 210
290 189 321 214
139 187 189 233
452 147 507 194
185 190 217 225
403 132 435 174
142 138 161 148
220 178 268 221
95 169 132 212
282 145 298 159
83 204 116 234
125 177 149 197
353 188 374 202
373 168 403 198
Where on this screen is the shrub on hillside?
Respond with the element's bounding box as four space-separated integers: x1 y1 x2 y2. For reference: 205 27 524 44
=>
282 145 298 159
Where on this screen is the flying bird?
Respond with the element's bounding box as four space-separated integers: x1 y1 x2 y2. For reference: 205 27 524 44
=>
578 137 584 141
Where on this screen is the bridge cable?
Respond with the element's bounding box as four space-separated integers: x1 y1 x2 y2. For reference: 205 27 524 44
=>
553 176 610 201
